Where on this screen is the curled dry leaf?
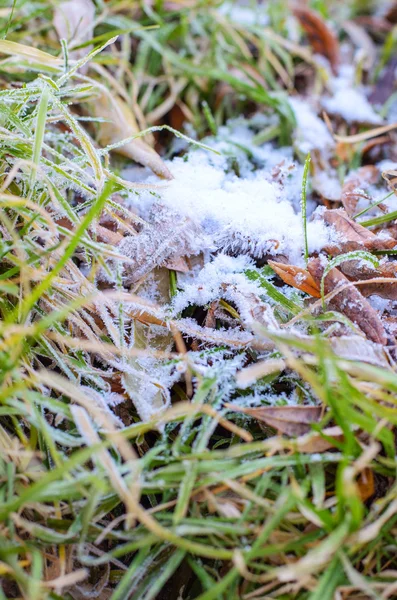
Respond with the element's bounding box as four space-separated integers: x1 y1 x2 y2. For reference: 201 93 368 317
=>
269 260 321 298
293 5 340 74
308 257 388 345
225 403 322 437
91 93 173 179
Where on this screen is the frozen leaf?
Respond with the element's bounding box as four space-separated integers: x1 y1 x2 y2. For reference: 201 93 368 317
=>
340 166 379 216
339 260 397 300
226 403 323 436
343 21 376 70
293 5 340 74
324 208 375 243
115 205 205 284
308 257 387 345
330 336 391 368
53 0 95 63
269 260 321 298
91 93 173 179
323 208 396 253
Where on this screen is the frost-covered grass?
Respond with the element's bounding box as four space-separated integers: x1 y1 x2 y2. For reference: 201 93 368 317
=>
1 1 397 599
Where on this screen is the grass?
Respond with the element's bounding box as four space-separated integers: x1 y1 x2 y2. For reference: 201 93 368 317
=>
0 1 397 599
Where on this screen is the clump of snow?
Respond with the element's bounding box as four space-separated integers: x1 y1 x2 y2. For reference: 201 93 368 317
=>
289 98 335 155
322 65 382 124
217 1 269 26
124 119 336 268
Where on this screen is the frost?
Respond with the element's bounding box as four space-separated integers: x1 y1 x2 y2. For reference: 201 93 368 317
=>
322 65 382 124
289 97 335 155
124 125 335 268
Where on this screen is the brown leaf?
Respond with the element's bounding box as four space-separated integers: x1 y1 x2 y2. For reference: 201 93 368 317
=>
323 208 396 254
307 257 387 345
323 208 375 243
90 93 173 179
293 5 340 74
162 255 190 273
330 336 391 368
269 260 321 298
225 403 322 436
294 425 344 453
339 260 397 300
340 166 379 216
357 468 375 502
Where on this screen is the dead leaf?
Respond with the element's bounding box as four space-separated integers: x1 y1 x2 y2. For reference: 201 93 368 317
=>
308 257 388 345
53 0 95 64
225 403 322 436
323 208 396 253
269 261 321 298
293 5 340 74
357 468 375 502
330 336 391 368
162 255 190 273
340 166 379 216
90 93 173 179
115 205 204 284
294 425 344 453
343 21 376 70
339 260 397 300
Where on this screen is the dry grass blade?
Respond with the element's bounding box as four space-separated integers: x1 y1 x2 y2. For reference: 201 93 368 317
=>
236 358 287 387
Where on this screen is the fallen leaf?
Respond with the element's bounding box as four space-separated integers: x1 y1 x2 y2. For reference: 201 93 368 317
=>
308 257 388 345
269 261 321 298
162 255 190 273
115 205 204 284
340 166 379 216
293 5 340 74
294 425 344 453
357 468 375 502
53 0 95 64
343 21 376 70
225 403 322 436
339 260 397 300
330 336 391 368
90 93 173 179
323 208 396 253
